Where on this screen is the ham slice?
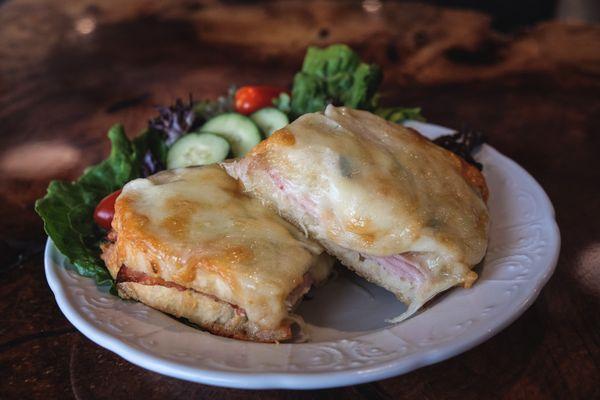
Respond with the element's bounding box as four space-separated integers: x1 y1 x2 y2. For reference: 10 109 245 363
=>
362 253 426 284
268 167 427 285
268 169 318 218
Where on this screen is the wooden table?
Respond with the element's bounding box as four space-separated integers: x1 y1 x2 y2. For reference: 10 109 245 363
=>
1 1 599 398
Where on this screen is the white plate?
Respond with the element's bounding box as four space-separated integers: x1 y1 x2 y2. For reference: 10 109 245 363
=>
45 121 560 389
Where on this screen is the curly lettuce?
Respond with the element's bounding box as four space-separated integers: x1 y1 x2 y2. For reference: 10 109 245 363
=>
290 44 382 118
35 124 154 287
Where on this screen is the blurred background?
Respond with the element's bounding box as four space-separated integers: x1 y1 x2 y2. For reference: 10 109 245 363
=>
421 0 599 29
128 0 600 31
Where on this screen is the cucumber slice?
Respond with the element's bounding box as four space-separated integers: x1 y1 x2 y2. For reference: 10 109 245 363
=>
166 133 230 169
200 113 261 157
250 107 289 137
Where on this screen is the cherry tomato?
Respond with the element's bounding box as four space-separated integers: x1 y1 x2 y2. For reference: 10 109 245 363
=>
234 86 288 115
93 189 122 230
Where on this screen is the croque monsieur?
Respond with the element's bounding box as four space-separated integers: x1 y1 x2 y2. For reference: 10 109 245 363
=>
224 105 490 322
101 165 332 342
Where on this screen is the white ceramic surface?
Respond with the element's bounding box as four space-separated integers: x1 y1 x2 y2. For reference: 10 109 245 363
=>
45 121 560 389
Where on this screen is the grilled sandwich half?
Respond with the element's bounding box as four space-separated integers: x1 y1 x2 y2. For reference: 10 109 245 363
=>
224 105 489 322
101 165 332 342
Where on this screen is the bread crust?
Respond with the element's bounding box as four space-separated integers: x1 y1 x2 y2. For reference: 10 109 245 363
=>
117 281 292 343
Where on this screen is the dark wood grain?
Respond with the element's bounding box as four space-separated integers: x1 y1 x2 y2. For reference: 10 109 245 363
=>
0 1 599 399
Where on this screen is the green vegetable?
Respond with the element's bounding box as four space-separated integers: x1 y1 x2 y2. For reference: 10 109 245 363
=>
199 113 261 157
374 107 425 123
290 44 382 118
250 107 289 137
35 124 151 288
166 133 230 168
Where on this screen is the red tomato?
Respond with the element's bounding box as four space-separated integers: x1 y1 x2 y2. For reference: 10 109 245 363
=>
234 86 288 115
93 189 122 230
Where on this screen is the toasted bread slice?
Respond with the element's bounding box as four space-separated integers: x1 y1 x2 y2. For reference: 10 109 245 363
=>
101 165 332 342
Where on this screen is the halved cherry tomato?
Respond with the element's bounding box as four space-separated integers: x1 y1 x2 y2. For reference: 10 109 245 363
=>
234 86 288 115
93 189 122 230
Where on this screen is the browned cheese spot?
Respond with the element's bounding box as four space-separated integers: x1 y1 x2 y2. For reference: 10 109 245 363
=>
346 217 376 246
268 129 296 146
160 198 200 240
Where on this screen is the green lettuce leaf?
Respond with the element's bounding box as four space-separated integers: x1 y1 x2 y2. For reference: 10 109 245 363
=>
374 106 425 123
35 124 149 287
290 44 382 118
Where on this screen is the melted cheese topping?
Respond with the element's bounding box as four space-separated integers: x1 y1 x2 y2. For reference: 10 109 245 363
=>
230 105 489 267
112 165 328 329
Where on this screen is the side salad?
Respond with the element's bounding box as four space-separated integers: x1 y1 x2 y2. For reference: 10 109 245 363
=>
36 43 481 289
